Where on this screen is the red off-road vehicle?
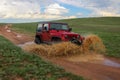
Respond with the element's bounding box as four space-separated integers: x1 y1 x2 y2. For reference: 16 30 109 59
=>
35 22 84 45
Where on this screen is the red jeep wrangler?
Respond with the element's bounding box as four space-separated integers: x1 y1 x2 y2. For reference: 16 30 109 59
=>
35 22 84 45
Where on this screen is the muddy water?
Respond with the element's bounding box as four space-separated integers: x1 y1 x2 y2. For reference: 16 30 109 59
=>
18 41 120 68
21 35 106 57
103 59 120 68
67 54 120 68
67 53 104 63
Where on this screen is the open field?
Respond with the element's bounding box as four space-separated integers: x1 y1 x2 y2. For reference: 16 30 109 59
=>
12 23 37 35
0 36 84 80
10 17 120 58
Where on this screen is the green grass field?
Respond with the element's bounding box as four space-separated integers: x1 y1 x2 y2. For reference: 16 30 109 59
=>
12 22 37 35
0 36 84 80
11 17 120 58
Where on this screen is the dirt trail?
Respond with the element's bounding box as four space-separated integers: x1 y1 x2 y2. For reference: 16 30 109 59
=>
0 26 120 80
0 25 33 44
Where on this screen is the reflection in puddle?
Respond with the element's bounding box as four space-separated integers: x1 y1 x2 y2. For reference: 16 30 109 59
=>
103 59 120 68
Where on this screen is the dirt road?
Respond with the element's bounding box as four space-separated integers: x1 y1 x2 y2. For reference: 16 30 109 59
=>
0 25 33 44
0 26 120 80
46 57 120 80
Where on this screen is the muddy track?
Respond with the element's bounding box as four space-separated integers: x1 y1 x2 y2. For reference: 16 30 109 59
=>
0 26 120 80
0 26 33 44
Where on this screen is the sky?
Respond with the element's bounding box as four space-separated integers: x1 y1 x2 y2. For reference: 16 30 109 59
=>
0 0 120 23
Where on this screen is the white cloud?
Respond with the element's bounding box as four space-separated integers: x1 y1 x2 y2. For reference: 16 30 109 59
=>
31 14 76 20
58 0 120 17
0 0 40 18
44 3 68 15
99 11 120 17
77 13 83 16
63 16 77 19
0 0 74 20
90 10 120 17
2 0 120 22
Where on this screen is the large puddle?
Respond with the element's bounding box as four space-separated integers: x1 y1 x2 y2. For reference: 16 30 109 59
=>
18 41 120 68
67 54 120 68
103 59 120 68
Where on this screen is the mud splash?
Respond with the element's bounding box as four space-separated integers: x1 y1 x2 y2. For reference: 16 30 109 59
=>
23 34 106 56
19 35 120 68
23 42 82 56
82 34 106 53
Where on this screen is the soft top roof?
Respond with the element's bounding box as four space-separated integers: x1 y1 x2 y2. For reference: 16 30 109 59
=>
38 22 68 25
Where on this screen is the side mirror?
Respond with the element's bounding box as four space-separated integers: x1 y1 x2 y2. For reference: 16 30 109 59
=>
69 28 72 31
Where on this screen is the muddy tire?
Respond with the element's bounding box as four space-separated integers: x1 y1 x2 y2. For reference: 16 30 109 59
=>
71 39 82 45
35 37 42 44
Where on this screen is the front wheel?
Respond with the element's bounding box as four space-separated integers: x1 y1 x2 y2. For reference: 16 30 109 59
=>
71 38 82 45
34 37 42 44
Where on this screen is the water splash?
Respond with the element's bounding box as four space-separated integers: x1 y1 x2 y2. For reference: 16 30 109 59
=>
23 34 106 57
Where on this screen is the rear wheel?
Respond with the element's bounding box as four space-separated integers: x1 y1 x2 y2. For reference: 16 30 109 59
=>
35 37 42 44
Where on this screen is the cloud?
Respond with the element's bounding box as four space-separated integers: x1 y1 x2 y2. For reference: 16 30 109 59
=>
2 0 119 22
58 0 120 17
90 10 120 17
64 16 76 19
77 13 83 16
0 0 75 20
44 3 68 15
0 0 40 18
99 11 120 17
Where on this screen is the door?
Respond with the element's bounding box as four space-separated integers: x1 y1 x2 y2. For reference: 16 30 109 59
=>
41 23 51 41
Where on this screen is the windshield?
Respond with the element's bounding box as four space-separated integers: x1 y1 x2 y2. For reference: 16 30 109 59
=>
50 23 69 30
